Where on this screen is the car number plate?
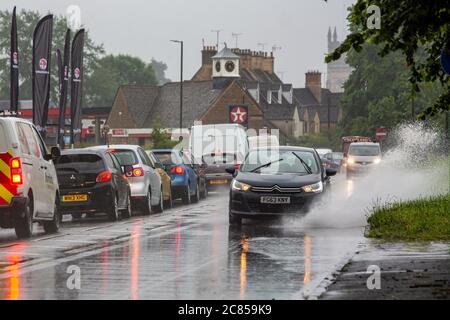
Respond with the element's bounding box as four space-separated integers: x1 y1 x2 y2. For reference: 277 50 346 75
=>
62 194 88 202
260 196 290 204
210 179 228 185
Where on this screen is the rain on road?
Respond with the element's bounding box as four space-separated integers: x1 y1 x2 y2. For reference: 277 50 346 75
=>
0 182 364 300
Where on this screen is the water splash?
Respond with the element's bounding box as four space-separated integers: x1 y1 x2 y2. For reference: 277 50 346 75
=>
300 122 449 229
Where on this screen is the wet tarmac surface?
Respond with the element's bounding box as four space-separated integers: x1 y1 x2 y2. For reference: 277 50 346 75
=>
0 186 365 300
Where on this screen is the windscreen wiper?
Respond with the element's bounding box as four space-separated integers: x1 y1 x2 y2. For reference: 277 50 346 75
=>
250 158 284 173
291 152 312 174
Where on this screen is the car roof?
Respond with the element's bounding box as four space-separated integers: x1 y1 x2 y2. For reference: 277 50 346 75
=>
350 142 380 146
61 148 107 156
151 149 177 153
89 144 141 151
249 146 316 153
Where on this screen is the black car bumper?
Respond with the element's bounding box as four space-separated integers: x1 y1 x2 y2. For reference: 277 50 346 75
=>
59 184 113 215
0 197 27 228
229 189 320 218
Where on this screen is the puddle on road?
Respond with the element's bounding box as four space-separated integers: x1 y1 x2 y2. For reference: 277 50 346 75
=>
297 123 449 230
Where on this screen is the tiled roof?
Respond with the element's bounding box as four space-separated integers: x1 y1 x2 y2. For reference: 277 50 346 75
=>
143 81 222 128
120 86 160 127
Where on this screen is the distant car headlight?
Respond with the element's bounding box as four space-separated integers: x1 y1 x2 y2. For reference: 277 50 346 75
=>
347 158 355 165
232 180 251 192
373 158 381 164
302 181 323 193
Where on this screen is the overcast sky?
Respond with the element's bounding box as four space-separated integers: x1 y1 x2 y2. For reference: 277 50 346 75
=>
1 0 355 87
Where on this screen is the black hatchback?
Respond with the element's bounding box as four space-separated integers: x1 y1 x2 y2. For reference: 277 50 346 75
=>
227 146 336 224
55 149 131 221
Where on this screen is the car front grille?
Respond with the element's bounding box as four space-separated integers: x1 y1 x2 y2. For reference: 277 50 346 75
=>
250 185 303 193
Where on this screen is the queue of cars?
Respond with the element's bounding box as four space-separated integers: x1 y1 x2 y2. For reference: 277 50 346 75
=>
0 116 383 237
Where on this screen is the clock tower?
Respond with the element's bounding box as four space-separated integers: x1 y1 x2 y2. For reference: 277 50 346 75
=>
211 45 240 89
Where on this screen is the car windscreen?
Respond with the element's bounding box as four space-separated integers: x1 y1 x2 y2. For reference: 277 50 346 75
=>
55 154 105 173
111 150 138 166
348 145 380 156
202 153 236 164
153 151 182 165
240 150 320 174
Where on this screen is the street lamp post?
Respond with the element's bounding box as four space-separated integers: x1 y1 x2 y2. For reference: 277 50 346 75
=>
171 40 183 140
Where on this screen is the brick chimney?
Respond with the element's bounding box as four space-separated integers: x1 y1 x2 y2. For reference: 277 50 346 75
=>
202 46 217 66
305 71 322 103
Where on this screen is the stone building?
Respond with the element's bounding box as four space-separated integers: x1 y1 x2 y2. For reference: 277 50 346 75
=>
326 27 352 93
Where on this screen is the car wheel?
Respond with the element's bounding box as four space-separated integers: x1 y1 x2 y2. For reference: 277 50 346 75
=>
192 183 200 203
43 199 61 234
72 213 83 220
15 197 33 239
164 187 173 209
153 187 164 213
107 194 120 221
182 185 191 205
201 181 208 199
142 190 152 215
121 190 132 218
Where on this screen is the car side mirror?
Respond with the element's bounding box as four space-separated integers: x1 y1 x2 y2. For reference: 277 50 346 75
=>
225 167 236 175
326 168 337 176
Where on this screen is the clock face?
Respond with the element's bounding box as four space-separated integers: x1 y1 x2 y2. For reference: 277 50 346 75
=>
225 61 235 73
215 61 221 73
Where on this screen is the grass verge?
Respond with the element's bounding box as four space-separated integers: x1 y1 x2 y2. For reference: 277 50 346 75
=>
367 193 450 241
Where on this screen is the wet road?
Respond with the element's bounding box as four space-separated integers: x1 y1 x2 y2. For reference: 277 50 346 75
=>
0 183 364 300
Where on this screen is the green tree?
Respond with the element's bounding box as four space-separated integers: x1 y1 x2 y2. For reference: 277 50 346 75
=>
325 0 450 119
86 54 158 107
150 58 170 85
335 43 444 137
150 120 178 149
0 9 104 105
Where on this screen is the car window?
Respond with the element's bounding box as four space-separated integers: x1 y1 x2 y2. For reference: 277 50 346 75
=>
103 153 116 170
32 126 48 159
111 149 138 166
21 123 41 158
348 145 381 156
55 154 105 173
16 123 31 155
153 152 182 165
138 148 153 167
110 154 123 171
0 122 8 153
241 149 320 174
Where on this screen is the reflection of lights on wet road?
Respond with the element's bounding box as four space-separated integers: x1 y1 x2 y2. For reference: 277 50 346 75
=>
240 236 249 299
131 225 142 300
303 236 312 285
7 254 20 300
347 179 354 198
101 241 109 291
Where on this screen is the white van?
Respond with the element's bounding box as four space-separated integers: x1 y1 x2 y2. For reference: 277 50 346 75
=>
0 116 61 238
189 124 249 165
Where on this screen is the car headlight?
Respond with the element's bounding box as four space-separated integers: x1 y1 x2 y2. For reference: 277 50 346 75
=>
302 181 323 193
231 180 251 192
347 158 355 165
373 158 381 164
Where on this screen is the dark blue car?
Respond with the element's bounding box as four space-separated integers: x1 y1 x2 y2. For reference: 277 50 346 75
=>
152 149 201 204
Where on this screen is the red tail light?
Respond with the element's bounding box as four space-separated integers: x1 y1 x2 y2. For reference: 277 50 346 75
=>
132 167 144 177
96 170 112 183
170 165 185 175
10 157 22 185
234 163 241 170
